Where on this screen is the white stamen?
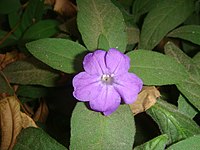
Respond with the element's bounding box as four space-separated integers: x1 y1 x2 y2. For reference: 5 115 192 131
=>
101 74 114 84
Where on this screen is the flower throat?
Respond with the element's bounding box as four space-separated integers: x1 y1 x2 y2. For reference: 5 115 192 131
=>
101 74 114 84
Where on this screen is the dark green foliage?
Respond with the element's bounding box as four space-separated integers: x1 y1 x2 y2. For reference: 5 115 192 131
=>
0 0 199 149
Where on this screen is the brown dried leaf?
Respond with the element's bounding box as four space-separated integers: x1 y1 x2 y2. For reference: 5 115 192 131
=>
0 51 25 70
0 98 13 150
33 99 49 123
45 0 77 17
0 54 5 65
0 96 37 150
21 112 37 128
129 86 160 115
8 97 23 149
44 0 54 5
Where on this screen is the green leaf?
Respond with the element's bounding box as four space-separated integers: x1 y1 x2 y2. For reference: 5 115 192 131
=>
13 127 67 150
0 71 14 95
126 25 140 45
167 25 200 46
0 0 20 14
26 38 87 73
193 52 200 68
77 0 127 52
166 134 200 150
111 0 134 24
70 103 135 150
184 1 200 25
98 34 110 50
0 30 17 48
134 134 168 150
8 11 22 38
127 50 188 85
112 0 133 9
177 78 200 111
3 58 60 87
164 42 200 111
139 0 194 50
126 25 140 51
164 42 195 71
146 99 200 144
178 94 198 119
22 20 59 41
16 85 50 99
20 0 44 31
132 0 159 22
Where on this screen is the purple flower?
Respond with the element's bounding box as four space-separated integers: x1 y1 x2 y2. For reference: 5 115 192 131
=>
72 48 143 115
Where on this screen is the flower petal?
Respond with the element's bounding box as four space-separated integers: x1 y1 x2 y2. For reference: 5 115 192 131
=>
106 48 130 75
89 85 121 116
83 50 108 75
73 72 101 101
114 73 143 104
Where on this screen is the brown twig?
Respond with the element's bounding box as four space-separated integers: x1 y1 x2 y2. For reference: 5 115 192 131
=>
0 21 20 46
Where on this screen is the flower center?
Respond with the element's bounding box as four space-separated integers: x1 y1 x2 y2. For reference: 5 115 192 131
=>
101 74 114 84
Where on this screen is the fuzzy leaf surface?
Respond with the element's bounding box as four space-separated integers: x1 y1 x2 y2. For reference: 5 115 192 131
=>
3 58 60 87
167 25 200 46
164 42 200 111
134 134 168 150
77 0 127 52
70 103 135 150
13 127 67 150
128 50 188 85
139 0 194 50
26 38 87 73
147 99 200 144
